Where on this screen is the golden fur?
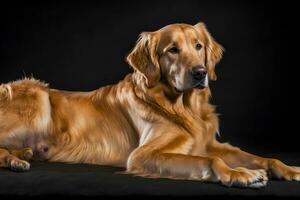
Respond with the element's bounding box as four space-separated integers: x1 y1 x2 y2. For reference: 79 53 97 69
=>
0 22 299 188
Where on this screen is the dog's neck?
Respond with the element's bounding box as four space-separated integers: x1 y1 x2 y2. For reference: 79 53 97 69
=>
132 73 213 120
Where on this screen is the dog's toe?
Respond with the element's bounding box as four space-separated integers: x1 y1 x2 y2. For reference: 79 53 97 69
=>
9 159 30 172
23 148 33 161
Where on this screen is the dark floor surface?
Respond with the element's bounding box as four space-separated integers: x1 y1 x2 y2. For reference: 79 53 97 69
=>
0 152 299 197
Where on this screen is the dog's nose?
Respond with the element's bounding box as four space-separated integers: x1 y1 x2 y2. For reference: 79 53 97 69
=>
191 66 207 80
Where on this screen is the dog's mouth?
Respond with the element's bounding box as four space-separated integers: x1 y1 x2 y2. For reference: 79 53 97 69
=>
193 82 206 89
193 75 208 90
174 87 183 93
174 82 206 93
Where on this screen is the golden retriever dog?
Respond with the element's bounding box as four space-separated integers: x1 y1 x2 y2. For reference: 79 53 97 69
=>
0 22 299 188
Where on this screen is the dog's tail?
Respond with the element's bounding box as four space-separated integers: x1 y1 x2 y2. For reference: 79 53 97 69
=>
0 83 13 102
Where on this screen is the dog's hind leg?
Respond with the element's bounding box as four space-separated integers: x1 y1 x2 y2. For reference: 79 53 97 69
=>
0 148 30 172
9 147 33 161
0 79 51 171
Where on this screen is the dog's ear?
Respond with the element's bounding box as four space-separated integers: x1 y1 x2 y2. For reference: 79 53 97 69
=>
126 32 160 87
194 22 224 81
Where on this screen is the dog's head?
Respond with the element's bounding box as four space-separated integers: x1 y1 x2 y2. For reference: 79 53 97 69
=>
127 22 224 93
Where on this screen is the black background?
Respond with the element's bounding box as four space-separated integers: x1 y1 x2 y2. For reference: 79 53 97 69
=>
0 0 299 153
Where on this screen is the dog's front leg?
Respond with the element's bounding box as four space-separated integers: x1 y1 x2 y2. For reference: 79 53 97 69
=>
0 148 31 172
206 141 300 181
126 131 267 188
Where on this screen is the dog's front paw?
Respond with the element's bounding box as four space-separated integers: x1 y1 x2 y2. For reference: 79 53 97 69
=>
8 157 30 172
221 167 268 188
286 167 300 181
269 159 300 181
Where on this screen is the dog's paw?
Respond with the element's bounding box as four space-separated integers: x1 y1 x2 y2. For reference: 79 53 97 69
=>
269 159 300 181
287 168 300 181
221 167 268 188
8 158 30 172
22 148 33 161
278 166 300 181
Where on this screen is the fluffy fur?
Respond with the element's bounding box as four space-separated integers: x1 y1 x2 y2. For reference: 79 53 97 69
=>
0 22 299 188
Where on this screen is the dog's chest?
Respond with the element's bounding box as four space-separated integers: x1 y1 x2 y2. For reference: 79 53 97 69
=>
180 110 217 155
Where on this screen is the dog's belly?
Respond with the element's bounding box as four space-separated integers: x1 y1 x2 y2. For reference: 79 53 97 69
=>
48 131 137 167
0 130 52 160
0 128 136 166
4 127 138 166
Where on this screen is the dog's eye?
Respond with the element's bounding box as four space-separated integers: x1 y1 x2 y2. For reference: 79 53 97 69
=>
195 43 202 50
168 47 179 54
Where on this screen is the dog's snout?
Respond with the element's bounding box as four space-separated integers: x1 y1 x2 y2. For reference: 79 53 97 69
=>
191 66 207 80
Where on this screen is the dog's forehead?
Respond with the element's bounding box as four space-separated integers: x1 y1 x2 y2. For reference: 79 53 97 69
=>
159 24 197 36
157 24 201 44
159 23 194 31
